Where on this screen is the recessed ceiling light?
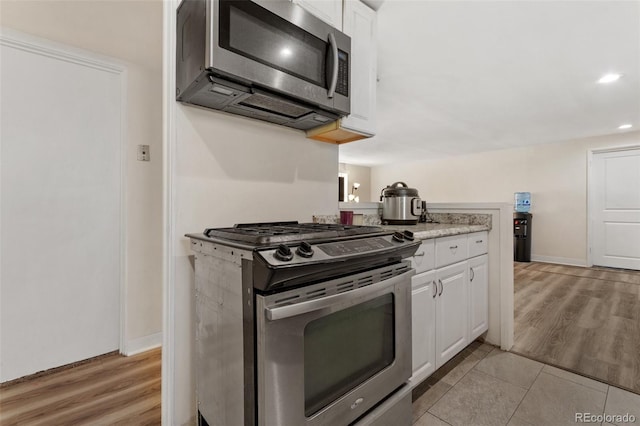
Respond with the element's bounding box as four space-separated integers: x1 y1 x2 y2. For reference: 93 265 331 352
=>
618 124 632 130
598 73 623 84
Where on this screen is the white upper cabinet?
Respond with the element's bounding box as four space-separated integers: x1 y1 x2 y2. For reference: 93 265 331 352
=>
292 0 344 30
341 0 377 136
304 0 377 143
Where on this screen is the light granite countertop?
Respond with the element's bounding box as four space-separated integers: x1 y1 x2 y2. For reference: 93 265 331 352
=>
313 213 491 240
380 223 490 241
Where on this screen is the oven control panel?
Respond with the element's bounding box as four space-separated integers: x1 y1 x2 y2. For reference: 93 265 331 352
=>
256 235 417 267
316 237 393 256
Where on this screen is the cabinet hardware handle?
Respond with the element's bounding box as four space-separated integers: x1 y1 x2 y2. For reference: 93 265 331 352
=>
438 279 443 296
414 252 425 257
470 267 475 282
449 245 458 249
432 281 437 298
326 33 338 98
476 240 483 243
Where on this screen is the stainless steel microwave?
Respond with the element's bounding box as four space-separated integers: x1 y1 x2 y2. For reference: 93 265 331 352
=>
176 0 351 130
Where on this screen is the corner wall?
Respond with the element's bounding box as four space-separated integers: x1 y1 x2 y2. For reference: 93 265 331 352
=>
169 107 339 424
372 131 640 266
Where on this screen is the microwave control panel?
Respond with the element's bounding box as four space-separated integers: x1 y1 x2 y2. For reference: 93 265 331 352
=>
336 50 349 97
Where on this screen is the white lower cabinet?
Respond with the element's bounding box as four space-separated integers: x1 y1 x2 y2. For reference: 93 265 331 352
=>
468 254 489 341
410 232 489 384
411 270 436 383
411 260 470 383
435 261 469 368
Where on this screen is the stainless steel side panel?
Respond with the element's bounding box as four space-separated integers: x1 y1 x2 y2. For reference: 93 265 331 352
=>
176 0 207 97
193 243 249 426
206 0 350 114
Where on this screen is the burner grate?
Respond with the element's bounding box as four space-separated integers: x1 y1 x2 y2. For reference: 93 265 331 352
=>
203 221 386 245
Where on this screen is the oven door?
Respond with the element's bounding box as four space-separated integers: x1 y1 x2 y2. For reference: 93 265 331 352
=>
256 263 413 426
207 0 350 115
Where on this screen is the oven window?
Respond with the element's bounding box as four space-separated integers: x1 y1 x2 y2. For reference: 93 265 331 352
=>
219 0 327 88
304 294 395 417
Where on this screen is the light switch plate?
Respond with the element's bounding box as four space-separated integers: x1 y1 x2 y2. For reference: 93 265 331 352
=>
137 145 150 161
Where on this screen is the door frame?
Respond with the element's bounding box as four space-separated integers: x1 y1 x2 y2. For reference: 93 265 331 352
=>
162 1 178 423
587 144 640 267
0 28 128 357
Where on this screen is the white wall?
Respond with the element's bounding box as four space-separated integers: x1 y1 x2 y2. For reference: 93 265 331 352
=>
372 131 640 266
125 65 163 346
169 107 339 424
0 1 163 354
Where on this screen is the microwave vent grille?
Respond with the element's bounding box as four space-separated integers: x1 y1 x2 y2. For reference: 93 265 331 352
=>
239 92 311 119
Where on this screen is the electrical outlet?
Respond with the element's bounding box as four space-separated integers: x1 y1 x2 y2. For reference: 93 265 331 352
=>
137 145 150 161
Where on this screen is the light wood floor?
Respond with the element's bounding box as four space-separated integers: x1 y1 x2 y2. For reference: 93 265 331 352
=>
0 348 161 425
513 261 640 395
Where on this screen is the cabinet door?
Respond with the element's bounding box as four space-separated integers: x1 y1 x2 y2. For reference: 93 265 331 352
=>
292 0 343 29
341 0 377 136
435 261 468 368
468 254 489 341
411 270 436 383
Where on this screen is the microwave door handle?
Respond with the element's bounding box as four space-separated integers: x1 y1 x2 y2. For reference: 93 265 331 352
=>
265 269 413 321
326 32 338 98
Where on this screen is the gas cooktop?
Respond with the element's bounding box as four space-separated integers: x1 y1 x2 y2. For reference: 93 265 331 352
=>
202 221 388 246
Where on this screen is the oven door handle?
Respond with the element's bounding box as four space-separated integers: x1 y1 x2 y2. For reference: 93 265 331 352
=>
265 269 413 321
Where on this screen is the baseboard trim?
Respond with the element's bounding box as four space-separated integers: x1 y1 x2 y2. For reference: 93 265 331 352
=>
122 332 162 356
530 255 587 267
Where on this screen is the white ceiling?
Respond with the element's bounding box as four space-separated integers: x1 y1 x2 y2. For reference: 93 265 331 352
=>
339 0 640 166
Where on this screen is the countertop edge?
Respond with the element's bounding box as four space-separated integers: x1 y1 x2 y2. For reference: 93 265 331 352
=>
381 224 490 241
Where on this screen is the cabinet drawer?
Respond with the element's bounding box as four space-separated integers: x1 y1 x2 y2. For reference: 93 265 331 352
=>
411 240 435 274
468 231 488 258
435 235 468 268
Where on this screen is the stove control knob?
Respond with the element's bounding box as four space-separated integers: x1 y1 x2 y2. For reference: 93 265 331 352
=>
392 232 405 242
274 244 294 262
296 241 314 258
403 230 415 241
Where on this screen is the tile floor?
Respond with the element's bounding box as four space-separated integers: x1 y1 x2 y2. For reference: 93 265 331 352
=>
412 342 640 426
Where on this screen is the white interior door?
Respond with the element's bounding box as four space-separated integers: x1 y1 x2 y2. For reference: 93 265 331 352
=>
591 148 640 270
0 34 123 382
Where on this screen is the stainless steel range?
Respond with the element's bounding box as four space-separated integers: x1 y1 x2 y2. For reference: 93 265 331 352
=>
187 222 420 426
